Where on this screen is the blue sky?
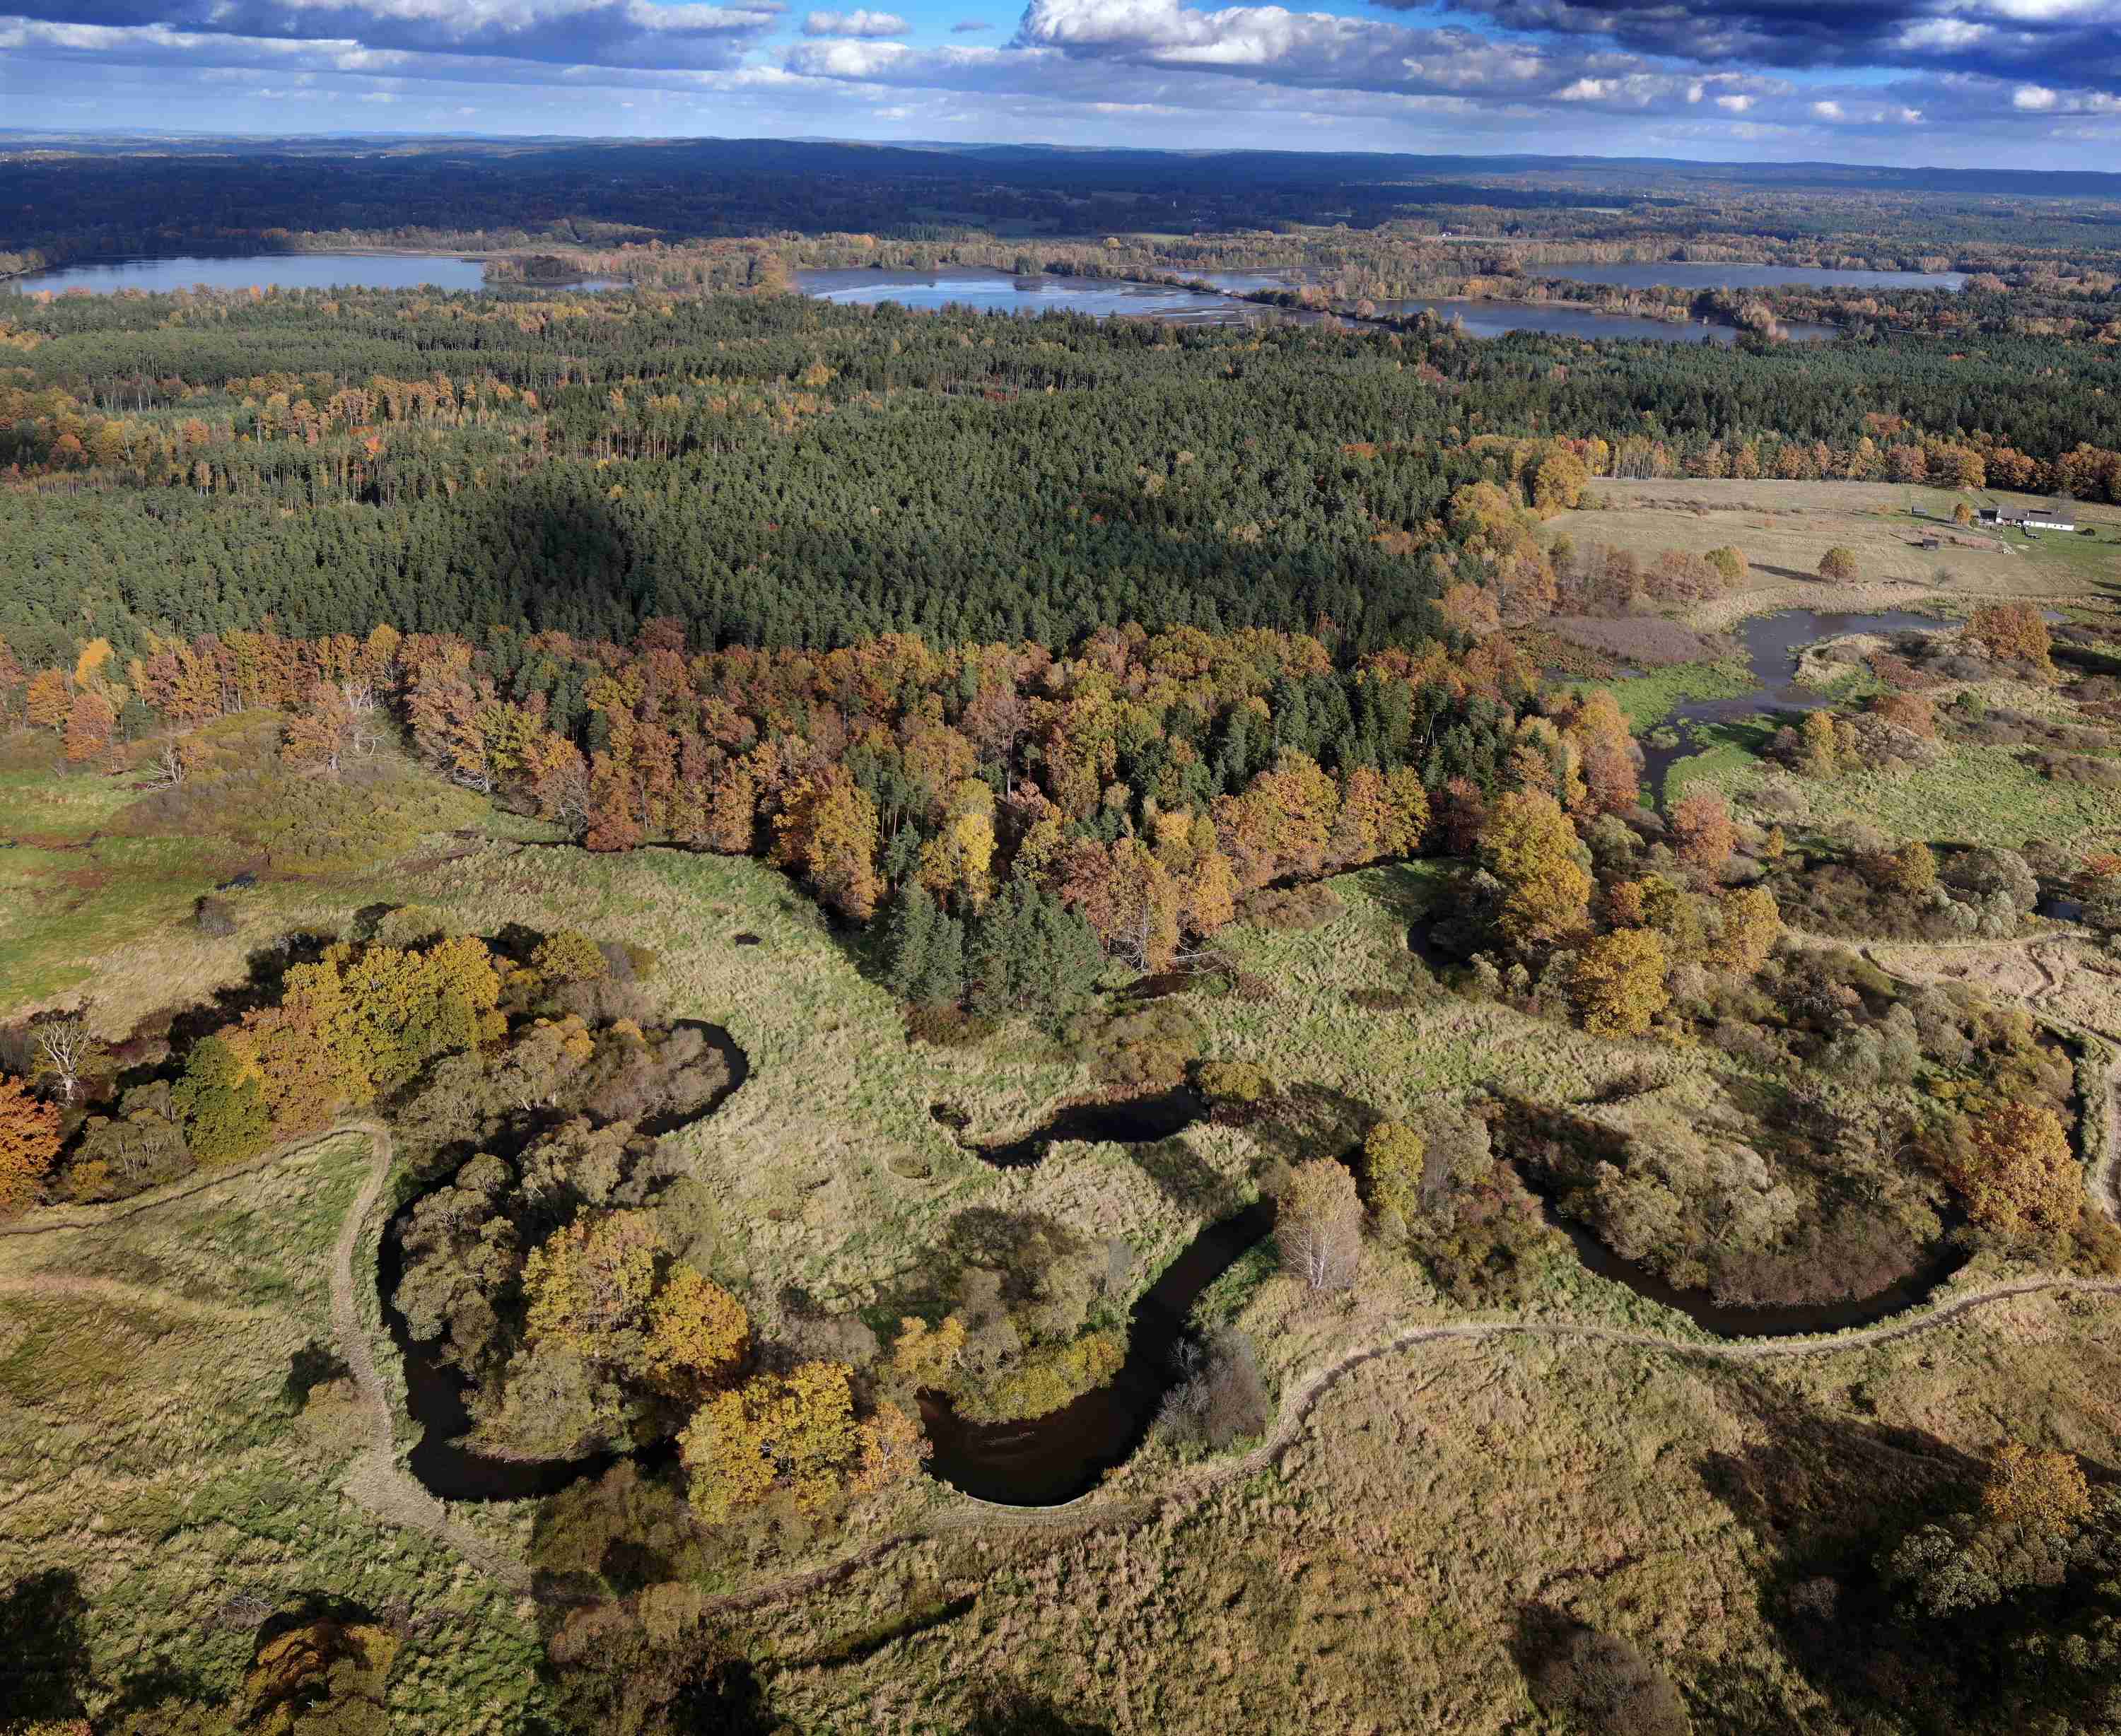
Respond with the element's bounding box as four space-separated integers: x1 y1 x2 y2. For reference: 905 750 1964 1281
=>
2 0 2119 166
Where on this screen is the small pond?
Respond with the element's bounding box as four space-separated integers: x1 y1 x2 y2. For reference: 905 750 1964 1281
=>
7 254 621 295
1627 607 1947 806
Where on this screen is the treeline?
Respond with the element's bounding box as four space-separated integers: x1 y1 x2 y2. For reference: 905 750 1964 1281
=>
4 292 2121 668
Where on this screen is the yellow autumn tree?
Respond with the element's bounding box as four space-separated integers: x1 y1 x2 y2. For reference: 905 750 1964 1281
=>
1570 927 1670 1037
1980 1441 2092 1532
523 1210 665 1372
1480 790 1591 947
1715 886 1782 975
918 778 998 906
681 1361 863 1523
771 770 882 922
645 1265 751 1397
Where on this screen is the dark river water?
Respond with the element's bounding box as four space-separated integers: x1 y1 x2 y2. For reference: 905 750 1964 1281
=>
1630 607 1946 806
382 898 1965 1508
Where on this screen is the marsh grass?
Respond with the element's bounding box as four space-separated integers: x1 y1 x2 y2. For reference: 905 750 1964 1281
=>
749 1287 2121 1734
1592 656 1757 729
0 1134 545 1730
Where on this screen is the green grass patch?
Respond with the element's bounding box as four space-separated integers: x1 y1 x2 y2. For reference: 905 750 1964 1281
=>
1701 737 2121 848
1584 655 1756 729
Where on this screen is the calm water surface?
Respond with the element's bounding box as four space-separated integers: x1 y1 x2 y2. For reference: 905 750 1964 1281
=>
797 266 1316 324
1541 262 1965 292
1190 270 1832 341
1631 607 1946 803
7 254 620 294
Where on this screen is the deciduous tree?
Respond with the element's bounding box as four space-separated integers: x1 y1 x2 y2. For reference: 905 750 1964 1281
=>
1671 791 1735 879
1277 1158 1362 1294
0 1074 62 1212
1570 927 1670 1038
680 1361 863 1524
1479 790 1591 947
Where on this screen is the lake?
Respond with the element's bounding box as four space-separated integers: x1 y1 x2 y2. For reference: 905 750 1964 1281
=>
1376 297 1837 345
803 266 1831 341
797 266 1314 325
1539 262 1965 292
4 254 620 295
1193 270 1833 342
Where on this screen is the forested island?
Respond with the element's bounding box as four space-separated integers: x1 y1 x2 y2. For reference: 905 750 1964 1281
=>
4 139 2121 1736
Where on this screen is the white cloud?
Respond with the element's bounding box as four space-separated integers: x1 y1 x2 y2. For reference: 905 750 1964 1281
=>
1811 98 1844 118
802 9 910 37
2014 83 2060 107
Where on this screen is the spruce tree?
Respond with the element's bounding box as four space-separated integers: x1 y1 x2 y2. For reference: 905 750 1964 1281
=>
879 882 935 1000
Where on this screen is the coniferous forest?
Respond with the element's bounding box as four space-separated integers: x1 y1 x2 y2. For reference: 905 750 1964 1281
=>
6 141 2121 1736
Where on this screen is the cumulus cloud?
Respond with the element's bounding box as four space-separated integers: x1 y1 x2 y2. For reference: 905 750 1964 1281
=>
0 0 785 69
801 8 908 36
4 0 2120 155
1391 0 2121 93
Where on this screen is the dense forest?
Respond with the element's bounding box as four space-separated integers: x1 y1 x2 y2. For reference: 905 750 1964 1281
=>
1 287 2120 667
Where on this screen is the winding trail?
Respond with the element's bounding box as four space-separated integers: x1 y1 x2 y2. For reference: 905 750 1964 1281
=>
13 928 2120 1610
320 1120 536 1594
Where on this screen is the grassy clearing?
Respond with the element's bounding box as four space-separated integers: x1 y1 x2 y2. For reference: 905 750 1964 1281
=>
1695 737 2121 850
1587 655 1755 729
394 841 1251 1319
0 726 491 1024
1548 477 2121 632
0 1134 545 1730
749 1287 2121 1735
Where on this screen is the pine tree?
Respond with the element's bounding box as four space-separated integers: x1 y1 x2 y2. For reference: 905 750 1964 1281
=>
880 882 937 1000
913 912 966 1009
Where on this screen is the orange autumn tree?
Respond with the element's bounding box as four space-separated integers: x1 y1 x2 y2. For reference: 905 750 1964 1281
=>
771 768 882 922
1057 834 1181 971
1933 1101 2080 1238
646 1265 752 1399
63 688 114 764
23 668 69 733
0 1074 63 1212
1671 790 1736 879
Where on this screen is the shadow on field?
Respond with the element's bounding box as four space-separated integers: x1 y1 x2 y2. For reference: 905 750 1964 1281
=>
960 1686 1114 1735
1697 1376 1989 1728
0 1568 92 1722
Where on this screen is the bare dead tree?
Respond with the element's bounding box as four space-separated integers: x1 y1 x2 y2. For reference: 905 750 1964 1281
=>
33 1007 95 1105
140 739 190 790
1276 1159 1362 1294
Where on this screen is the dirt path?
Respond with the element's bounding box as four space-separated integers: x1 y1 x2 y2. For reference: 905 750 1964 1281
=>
322 1121 535 1594
18 927 2118 1614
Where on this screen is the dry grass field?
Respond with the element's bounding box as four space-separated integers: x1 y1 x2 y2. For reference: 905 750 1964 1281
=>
1546 478 2121 631
0 1134 544 1730
750 1286 2121 1735
11 703 2121 1731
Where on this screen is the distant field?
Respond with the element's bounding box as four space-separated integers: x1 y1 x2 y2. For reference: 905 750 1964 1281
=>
1547 477 2121 630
